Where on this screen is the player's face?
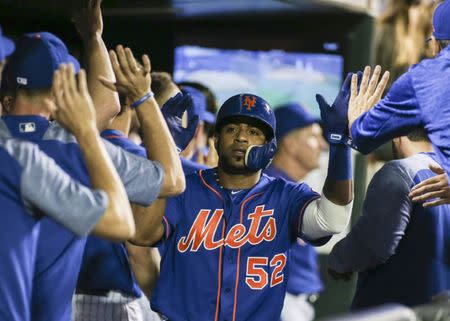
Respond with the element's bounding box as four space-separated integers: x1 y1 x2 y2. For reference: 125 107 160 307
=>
289 124 327 171
216 122 266 173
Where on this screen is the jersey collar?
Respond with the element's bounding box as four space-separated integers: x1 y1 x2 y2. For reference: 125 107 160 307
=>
199 168 270 202
1 115 50 141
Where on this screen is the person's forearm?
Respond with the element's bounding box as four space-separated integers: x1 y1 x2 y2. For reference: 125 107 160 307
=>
131 199 166 246
329 235 382 273
126 243 160 297
323 145 353 205
76 126 135 240
135 97 185 197
84 34 120 130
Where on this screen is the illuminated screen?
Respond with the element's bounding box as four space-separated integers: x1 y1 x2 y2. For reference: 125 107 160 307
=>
173 45 344 116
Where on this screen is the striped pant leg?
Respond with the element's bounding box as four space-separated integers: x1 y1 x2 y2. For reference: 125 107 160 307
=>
72 292 144 321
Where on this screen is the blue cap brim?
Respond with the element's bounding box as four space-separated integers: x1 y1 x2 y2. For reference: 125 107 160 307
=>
202 111 216 124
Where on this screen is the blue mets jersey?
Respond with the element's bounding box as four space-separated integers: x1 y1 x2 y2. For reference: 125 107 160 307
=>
0 137 108 321
264 165 323 295
0 116 163 321
350 46 450 176
329 153 450 309
151 168 320 321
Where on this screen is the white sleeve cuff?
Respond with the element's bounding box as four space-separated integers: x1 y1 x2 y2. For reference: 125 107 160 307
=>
301 193 352 240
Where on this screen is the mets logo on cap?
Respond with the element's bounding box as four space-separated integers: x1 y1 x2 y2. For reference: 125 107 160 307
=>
242 95 257 111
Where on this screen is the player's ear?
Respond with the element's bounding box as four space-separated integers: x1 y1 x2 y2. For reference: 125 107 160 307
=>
213 133 219 150
1 95 14 113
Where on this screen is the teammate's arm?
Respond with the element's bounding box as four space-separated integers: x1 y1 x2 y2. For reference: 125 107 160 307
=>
409 164 450 207
44 64 135 241
348 69 422 154
328 162 413 275
73 0 120 131
129 199 166 246
125 242 160 297
100 46 185 197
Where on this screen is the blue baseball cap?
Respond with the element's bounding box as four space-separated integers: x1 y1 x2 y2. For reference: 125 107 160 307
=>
182 85 215 124
274 103 320 141
7 32 80 90
433 1 450 40
0 26 15 61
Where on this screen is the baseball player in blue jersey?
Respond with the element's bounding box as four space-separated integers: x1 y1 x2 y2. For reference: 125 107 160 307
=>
2 29 183 321
343 2 450 183
328 127 450 309
73 29 196 321
128 70 375 320
265 103 327 321
68 2 177 320
0 28 136 321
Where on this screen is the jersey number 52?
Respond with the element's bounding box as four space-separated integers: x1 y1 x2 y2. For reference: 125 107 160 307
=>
245 253 287 290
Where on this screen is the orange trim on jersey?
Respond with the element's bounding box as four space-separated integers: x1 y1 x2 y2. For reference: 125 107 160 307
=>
199 170 223 201
232 192 263 321
102 135 124 139
162 216 170 240
296 195 321 237
214 223 226 321
198 170 225 320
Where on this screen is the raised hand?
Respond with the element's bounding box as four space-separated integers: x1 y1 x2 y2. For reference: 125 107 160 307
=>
161 92 199 152
99 45 151 102
348 65 390 130
409 164 450 207
45 64 97 136
316 72 353 144
72 0 103 40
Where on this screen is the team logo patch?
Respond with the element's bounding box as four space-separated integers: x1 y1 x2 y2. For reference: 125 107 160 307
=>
243 95 257 111
19 122 36 133
177 205 277 252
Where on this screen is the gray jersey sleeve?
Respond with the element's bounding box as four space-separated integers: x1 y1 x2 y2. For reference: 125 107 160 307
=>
102 139 163 206
7 139 109 237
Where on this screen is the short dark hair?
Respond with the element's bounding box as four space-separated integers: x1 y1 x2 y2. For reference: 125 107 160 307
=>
438 40 450 49
407 127 430 142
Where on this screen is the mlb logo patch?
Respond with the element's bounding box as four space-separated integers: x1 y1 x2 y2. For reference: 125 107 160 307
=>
17 77 28 85
19 122 36 133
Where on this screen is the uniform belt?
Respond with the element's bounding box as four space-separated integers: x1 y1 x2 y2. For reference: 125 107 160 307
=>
75 289 110 297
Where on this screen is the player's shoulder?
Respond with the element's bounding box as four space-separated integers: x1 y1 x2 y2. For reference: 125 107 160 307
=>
377 153 436 187
0 137 39 161
42 121 77 144
0 137 58 172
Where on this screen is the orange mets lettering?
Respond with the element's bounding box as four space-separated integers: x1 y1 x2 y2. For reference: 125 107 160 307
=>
177 205 276 252
178 209 223 252
243 95 257 111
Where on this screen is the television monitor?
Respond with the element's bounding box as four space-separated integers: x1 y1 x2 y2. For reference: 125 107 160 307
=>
173 45 344 116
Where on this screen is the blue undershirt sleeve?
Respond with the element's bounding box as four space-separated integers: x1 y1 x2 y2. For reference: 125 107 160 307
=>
351 72 423 154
